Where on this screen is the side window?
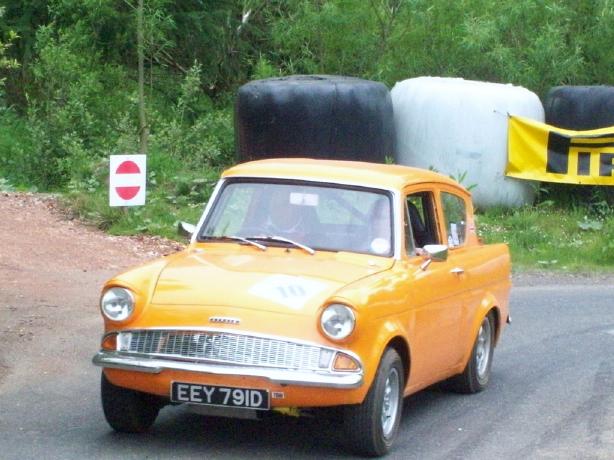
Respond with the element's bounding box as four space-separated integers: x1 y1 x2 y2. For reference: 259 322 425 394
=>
441 192 467 247
405 192 439 255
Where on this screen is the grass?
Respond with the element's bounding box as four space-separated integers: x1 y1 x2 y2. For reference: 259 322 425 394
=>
477 204 614 272
60 150 225 239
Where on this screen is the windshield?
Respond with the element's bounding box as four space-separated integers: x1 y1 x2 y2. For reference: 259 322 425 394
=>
199 180 394 256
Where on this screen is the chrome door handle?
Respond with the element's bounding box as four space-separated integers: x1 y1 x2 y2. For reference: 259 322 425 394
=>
450 267 464 275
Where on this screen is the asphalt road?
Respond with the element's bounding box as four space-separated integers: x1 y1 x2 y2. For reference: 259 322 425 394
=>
1 282 612 459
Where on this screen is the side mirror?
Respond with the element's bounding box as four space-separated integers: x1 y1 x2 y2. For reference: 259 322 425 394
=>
420 244 448 271
423 244 448 261
177 221 196 240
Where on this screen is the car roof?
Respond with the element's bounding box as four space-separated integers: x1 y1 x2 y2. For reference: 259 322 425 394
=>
222 158 463 191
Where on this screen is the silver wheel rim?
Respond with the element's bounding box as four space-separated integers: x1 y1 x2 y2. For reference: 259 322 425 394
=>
475 317 492 379
381 367 400 439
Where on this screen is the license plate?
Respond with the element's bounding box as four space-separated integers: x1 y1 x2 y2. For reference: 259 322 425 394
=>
171 382 270 410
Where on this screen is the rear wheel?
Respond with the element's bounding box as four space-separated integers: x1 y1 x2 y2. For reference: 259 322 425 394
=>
449 312 495 394
101 372 163 432
344 348 404 457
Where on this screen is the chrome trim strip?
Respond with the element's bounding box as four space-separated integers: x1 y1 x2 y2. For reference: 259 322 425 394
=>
92 351 363 389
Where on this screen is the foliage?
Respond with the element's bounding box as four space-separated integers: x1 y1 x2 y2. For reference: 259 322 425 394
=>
256 0 612 96
0 108 36 187
0 7 19 96
478 204 614 270
63 149 220 238
268 0 381 76
1 0 614 263
23 23 131 188
448 170 477 192
150 62 234 168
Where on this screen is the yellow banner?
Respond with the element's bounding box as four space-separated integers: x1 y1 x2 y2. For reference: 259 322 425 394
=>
507 116 614 185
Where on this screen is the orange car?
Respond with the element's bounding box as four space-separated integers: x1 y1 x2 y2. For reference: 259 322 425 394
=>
93 159 511 456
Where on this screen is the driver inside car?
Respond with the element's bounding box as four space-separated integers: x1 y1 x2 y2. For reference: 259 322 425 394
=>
265 191 305 237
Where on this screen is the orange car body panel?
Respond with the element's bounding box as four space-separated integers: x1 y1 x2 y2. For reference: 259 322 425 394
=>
96 159 511 408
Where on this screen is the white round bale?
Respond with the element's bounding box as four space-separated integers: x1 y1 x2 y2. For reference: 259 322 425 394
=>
391 77 544 209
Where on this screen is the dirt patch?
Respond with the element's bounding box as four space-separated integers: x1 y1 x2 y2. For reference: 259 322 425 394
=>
0 192 185 385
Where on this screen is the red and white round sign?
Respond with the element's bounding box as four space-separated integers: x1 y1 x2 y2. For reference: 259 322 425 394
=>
109 155 147 207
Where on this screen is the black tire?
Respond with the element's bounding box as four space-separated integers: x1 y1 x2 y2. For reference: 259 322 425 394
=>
343 348 404 457
101 372 162 433
545 85 614 130
235 75 394 163
448 312 495 394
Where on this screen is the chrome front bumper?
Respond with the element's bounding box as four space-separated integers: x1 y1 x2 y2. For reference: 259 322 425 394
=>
92 350 363 389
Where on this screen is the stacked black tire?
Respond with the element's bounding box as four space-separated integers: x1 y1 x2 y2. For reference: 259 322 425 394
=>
545 86 614 130
544 85 614 201
235 75 394 162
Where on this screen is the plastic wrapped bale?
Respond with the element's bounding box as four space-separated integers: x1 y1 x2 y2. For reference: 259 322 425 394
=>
235 75 394 163
545 86 614 130
391 77 544 209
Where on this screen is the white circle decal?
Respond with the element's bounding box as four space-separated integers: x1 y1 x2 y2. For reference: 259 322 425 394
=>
370 238 390 255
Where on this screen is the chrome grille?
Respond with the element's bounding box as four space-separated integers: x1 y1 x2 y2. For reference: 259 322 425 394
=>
117 330 330 371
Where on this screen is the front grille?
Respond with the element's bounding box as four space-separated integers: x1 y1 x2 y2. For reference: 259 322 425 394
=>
117 329 332 371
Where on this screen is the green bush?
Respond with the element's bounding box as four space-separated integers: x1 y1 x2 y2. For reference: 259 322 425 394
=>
0 108 36 188
22 24 132 188
151 64 234 168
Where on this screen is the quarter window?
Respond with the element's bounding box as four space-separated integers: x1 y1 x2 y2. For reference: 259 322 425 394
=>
441 192 467 247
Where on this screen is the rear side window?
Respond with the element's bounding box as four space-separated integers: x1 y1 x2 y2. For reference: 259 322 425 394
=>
441 192 467 247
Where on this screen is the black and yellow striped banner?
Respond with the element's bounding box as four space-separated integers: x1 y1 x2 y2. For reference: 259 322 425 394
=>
507 116 614 185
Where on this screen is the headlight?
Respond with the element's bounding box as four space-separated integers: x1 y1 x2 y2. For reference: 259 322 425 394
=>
100 287 135 321
320 304 355 340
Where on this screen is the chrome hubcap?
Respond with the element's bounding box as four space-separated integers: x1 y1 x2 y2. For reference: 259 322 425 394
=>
475 317 492 379
381 367 400 438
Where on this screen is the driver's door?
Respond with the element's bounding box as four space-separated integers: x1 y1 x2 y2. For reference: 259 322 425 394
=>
403 189 465 386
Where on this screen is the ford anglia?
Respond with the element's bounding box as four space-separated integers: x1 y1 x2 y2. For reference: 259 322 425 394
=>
93 158 511 456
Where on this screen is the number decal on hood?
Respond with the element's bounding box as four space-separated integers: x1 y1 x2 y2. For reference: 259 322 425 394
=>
248 275 328 310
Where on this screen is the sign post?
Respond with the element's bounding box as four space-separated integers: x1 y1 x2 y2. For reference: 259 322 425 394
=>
109 154 147 207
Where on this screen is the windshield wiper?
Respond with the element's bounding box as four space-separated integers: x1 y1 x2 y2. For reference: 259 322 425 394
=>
246 235 315 255
202 235 267 251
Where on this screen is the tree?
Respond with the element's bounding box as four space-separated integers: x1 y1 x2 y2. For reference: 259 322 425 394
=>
137 0 148 155
0 6 20 102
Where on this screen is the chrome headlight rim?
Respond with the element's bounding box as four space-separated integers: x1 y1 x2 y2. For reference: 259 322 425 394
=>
320 303 356 341
100 287 135 322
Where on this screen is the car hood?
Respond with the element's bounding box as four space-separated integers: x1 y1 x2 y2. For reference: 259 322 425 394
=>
150 247 393 315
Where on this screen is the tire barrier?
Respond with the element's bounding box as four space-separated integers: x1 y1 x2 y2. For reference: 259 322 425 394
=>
235 75 394 163
391 77 544 208
545 85 614 130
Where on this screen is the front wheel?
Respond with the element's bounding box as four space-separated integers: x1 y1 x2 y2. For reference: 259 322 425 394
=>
343 348 404 457
448 312 495 394
101 372 163 433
